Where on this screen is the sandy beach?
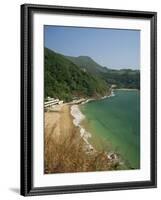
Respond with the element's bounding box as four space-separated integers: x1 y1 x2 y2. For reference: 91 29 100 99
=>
45 104 75 141
44 88 128 174
45 102 123 173
45 103 93 152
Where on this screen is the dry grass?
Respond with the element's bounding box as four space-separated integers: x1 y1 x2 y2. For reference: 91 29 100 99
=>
44 124 119 174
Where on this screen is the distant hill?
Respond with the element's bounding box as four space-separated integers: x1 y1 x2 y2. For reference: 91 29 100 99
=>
66 55 140 89
100 69 140 89
66 55 108 75
44 47 140 102
44 48 108 101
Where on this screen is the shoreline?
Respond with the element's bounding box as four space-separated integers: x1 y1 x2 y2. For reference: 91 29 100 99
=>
45 102 123 173
70 101 124 166
115 88 139 91
69 88 116 155
45 88 137 170
45 87 133 153
69 88 138 168
70 105 95 153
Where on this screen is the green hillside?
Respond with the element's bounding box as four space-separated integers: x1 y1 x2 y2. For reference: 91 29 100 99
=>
44 48 108 102
66 55 108 75
66 55 140 89
100 69 140 89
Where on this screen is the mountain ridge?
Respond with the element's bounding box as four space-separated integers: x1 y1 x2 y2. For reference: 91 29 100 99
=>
65 53 140 89
44 47 109 101
44 47 140 102
66 55 108 75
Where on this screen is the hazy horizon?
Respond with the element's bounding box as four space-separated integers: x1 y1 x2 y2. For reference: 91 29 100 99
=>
45 26 140 70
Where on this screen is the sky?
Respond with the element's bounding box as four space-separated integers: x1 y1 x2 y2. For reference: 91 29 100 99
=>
44 26 140 70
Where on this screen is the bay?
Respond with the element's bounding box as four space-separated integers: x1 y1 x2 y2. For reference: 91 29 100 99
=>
80 90 140 169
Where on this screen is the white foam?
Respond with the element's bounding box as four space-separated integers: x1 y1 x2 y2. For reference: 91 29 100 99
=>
70 105 85 126
110 90 115 97
70 105 94 152
101 89 115 99
70 90 115 153
81 98 94 104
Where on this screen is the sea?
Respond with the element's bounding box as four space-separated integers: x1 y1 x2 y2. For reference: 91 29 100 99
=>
80 90 140 169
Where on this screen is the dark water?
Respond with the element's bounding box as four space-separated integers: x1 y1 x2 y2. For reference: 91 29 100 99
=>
80 90 140 169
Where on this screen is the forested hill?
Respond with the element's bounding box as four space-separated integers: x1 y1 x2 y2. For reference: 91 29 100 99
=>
66 55 140 89
44 48 108 101
66 55 108 75
44 47 140 101
100 69 140 89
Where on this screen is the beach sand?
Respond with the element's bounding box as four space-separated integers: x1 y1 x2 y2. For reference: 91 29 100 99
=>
44 103 121 173
45 104 75 140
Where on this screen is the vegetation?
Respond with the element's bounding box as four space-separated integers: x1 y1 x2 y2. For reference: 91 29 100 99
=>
67 55 108 75
44 48 137 173
100 69 140 89
66 55 140 89
45 123 120 174
44 48 108 102
44 47 140 102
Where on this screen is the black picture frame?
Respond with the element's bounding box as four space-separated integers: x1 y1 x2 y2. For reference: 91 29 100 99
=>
21 3 157 196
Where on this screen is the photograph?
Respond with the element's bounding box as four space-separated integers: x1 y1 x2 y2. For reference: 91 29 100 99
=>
21 4 157 196
44 26 140 174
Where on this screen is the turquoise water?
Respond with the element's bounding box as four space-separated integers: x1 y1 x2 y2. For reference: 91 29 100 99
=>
80 90 140 169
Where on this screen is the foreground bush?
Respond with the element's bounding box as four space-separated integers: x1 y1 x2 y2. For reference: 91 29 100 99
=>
44 125 119 174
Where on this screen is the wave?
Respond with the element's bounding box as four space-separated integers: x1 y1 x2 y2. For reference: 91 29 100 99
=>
80 98 96 105
101 89 115 99
70 105 95 152
70 89 116 153
70 105 85 126
110 90 115 97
